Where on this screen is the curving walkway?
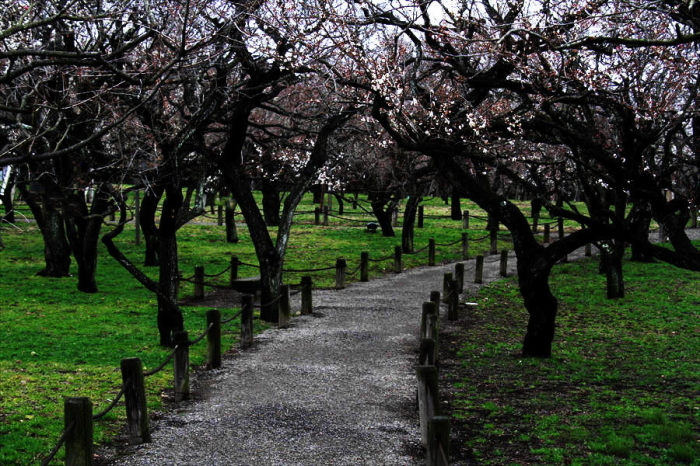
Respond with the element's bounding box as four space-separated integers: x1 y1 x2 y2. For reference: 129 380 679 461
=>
99 248 521 466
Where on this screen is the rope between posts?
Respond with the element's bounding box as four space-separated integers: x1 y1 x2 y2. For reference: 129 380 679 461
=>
40 420 76 466
222 310 243 324
189 322 214 346
143 346 178 377
283 264 336 273
92 382 128 420
434 237 463 247
368 254 394 263
404 243 431 255
204 266 231 278
327 213 372 223
254 294 281 309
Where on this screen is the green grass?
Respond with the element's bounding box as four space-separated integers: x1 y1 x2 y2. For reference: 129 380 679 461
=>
448 249 700 465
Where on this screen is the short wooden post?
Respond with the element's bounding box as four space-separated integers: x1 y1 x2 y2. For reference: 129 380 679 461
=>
416 365 440 448
194 266 204 300
229 255 239 286
418 205 424 228
585 243 592 257
474 255 484 284
420 302 439 364
240 294 254 348
428 239 436 266
462 210 469 230
442 272 453 303
455 263 465 293
279 284 291 329
543 224 551 243
64 397 93 466
173 331 190 402
335 258 347 289
419 338 436 366
360 252 369 282
322 205 329 226
120 358 150 444
430 290 440 309
427 416 451 466
394 246 402 273
300 276 313 315
558 217 565 239
206 310 221 369
447 279 459 321
489 228 498 255
461 232 469 260
314 207 320 225
499 250 508 277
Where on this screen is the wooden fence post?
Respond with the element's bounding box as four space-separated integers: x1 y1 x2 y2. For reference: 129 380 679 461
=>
229 255 239 286
499 250 508 277
419 338 436 366
279 284 291 329
462 210 469 230
64 397 93 466
430 290 441 310
543 224 550 243
360 252 369 282
420 301 439 365
442 272 453 303
173 331 190 402
428 239 436 266
120 358 150 444
394 246 402 273
194 266 204 300
418 205 424 228
314 207 320 225
240 294 254 348
448 280 459 321
462 233 469 260
335 258 347 289
301 276 313 315
489 228 498 255
416 365 440 448
455 263 465 293
427 416 451 466
322 205 329 226
206 310 221 369
474 255 484 284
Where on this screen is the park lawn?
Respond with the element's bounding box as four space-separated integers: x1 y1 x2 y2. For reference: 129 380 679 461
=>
446 249 700 465
0 194 495 466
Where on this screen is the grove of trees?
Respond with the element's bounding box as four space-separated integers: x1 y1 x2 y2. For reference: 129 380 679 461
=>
1 0 698 355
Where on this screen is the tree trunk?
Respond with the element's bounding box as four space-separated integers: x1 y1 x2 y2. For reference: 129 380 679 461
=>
140 188 163 267
157 187 184 346
629 202 654 262
371 199 395 237
600 240 625 299
519 260 558 358
225 198 239 243
261 178 280 226
402 196 421 253
2 168 15 223
450 188 461 220
19 183 72 277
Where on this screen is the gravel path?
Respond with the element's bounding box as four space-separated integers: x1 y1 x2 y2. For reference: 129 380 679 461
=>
100 250 516 466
